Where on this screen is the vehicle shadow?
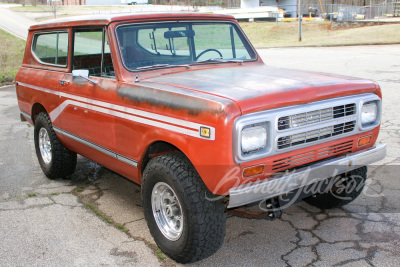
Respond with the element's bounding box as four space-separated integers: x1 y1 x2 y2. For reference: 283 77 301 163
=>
67 156 400 266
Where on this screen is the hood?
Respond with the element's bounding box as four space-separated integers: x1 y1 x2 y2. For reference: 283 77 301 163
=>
144 64 380 114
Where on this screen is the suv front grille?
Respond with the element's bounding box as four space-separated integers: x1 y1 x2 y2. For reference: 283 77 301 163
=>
277 121 356 149
272 141 353 172
278 103 356 130
233 94 380 163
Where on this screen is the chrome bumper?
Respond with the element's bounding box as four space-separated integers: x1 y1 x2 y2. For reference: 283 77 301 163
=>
228 144 387 208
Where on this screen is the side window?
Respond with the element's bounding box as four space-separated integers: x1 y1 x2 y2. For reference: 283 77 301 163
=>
73 28 114 77
32 32 68 66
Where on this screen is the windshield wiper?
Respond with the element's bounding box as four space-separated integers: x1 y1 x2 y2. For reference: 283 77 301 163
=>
136 64 190 70
196 57 243 64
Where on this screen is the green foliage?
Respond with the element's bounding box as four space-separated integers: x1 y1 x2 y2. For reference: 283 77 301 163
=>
0 30 25 86
156 249 166 260
240 22 400 47
85 203 129 233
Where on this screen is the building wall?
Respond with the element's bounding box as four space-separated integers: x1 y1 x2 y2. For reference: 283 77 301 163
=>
48 0 85 5
242 0 297 16
86 0 122 5
240 0 259 8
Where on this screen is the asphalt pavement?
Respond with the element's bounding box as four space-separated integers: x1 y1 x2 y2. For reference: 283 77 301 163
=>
0 5 34 39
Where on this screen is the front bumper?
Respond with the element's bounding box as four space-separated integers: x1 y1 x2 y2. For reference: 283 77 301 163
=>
228 144 386 208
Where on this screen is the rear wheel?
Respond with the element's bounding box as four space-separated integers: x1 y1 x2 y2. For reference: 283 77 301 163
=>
142 152 226 263
304 166 367 209
34 112 77 179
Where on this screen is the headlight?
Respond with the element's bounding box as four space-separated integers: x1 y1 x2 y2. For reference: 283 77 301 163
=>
241 126 267 153
361 102 377 125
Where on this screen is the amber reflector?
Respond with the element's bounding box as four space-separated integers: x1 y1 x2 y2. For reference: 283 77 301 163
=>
200 126 210 138
358 136 371 146
243 164 265 178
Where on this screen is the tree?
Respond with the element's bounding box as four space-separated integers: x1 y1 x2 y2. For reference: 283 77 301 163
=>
50 1 57 19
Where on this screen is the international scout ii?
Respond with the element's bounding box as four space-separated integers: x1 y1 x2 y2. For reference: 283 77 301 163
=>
16 13 386 263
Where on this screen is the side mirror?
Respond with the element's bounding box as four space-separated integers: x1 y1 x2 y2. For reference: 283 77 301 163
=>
72 70 97 85
72 69 89 78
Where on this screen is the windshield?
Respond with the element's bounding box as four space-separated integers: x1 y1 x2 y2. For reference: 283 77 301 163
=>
116 22 256 70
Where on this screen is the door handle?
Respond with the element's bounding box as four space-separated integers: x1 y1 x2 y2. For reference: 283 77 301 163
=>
59 79 70 86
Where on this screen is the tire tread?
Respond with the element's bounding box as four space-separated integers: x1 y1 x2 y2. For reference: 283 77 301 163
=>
34 112 77 179
142 152 225 263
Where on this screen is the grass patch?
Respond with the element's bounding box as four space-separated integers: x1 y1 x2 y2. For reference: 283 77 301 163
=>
36 14 84 22
86 203 113 224
75 186 85 193
155 249 166 260
240 22 400 47
115 223 129 233
10 5 53 12
85 203 129 232
27 193 36 197
51 192 59 195
0 29 25 86
10 5 128 13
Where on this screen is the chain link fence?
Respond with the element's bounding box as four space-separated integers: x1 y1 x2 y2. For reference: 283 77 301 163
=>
234 2 397 22
296 1 396 21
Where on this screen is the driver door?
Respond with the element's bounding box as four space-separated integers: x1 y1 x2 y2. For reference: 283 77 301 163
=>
59 27 117 153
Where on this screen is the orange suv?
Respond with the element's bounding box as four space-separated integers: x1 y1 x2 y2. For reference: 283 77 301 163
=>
16 13 386 263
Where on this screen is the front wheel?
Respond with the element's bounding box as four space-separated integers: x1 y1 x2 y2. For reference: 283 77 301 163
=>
34 112 77 179
304 166 367 209
142 152 226 263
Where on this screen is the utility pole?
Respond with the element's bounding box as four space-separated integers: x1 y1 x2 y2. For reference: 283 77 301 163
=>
298 0 302 41
370 0 372 19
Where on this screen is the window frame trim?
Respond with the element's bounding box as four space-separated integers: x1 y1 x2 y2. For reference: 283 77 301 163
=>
31 30 69 68
114 20 258 73
72 26 115 78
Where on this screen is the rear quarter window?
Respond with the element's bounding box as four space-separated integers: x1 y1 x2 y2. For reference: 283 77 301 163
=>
32 32 69 67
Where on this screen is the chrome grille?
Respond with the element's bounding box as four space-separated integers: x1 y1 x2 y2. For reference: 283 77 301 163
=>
278 103 356 130
272 141 353 172
278 121 356 149
234 94 380 163
317 140 353 159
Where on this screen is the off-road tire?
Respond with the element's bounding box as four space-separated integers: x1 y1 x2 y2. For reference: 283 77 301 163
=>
304 166 367 209
142 152 226 263
34 112 77 179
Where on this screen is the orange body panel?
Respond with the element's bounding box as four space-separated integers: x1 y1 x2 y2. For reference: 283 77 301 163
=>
16 13 383 195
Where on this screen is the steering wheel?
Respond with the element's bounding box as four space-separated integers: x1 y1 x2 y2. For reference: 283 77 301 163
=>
195 49 223 61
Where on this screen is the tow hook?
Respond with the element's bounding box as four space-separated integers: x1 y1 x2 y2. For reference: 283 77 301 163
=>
226 197 282 220
265 198 282 220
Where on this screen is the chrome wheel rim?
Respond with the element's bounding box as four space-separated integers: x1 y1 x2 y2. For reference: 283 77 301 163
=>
151 182 183 241
39 127 52 164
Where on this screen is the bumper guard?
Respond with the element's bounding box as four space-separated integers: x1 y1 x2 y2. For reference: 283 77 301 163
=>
228 144 386 208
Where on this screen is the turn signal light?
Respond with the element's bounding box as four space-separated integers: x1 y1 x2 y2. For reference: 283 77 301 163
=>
358 135 371 147
200 126 210 138
243 164 265 178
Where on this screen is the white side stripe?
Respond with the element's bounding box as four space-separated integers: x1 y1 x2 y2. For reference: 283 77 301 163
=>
58 92 203 131
52 100 200 138
19 82 216 140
